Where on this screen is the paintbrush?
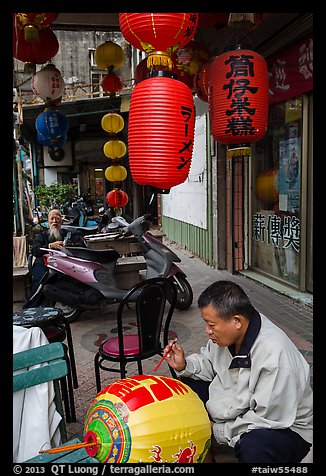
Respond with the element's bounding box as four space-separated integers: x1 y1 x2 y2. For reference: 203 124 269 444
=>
153 337 178 372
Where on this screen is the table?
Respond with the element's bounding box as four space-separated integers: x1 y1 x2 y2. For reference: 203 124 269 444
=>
84 229 165 254
13 306 66 327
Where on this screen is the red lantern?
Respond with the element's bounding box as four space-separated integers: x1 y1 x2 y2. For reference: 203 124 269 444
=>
134 58 150 85
101 72 123 94
128 73 195 192
119 13 199 69
13 27 59 73
14 13 58 42
171 40 210 90
193 61 210 102
106 189 129 208
208 48 269 145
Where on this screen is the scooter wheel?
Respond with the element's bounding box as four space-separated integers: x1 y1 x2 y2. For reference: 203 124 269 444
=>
170 274 193 310
49 301 81 323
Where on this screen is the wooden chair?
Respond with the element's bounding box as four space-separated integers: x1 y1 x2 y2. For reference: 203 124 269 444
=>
13 342 68 442
94 277 177 393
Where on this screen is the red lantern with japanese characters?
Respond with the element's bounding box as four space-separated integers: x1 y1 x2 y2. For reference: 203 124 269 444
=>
128 73 195 192
209 48 269 145
119 13 199 70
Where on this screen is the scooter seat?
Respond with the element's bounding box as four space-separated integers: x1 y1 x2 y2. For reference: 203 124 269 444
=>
64 246 120 263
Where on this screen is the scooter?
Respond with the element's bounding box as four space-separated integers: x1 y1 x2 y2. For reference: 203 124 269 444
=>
25 214 193 322
63 197 98 228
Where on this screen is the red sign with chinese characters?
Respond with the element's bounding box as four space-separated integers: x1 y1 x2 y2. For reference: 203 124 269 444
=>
268 35 313 104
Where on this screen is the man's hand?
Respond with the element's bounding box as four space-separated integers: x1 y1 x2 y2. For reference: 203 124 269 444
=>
49 241 64 250
163 340 187 372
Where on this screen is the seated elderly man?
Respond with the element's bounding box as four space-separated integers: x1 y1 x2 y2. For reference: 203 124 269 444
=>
29 208 85 296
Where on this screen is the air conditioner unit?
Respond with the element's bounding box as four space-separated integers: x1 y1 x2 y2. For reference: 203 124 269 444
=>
43 142 73 167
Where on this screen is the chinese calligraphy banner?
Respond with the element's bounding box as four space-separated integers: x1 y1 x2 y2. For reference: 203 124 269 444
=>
268 35 313 105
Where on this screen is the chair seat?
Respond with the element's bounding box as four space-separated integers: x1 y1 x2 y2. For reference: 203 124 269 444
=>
43 325 66 342
102 335 139 356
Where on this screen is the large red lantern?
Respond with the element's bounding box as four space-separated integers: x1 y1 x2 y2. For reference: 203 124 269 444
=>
209 48 269 145
106 189 129 208
128 73 195 192
13 27 59 73
14 13 58 42
119 13 199 69
171 40 210 90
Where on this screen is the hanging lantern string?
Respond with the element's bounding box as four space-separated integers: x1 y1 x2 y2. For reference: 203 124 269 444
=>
39 441 96 454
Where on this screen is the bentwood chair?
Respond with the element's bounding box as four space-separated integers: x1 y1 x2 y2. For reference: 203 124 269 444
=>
94 277 177 393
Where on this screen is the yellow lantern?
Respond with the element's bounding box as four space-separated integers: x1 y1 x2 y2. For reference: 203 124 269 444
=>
84 375 211 463
95 41 125 71
103 140 127 159
101 113 124 134
105 165 127 182
254 168 279 208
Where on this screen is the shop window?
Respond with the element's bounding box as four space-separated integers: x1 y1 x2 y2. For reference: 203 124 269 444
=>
251 97 303 287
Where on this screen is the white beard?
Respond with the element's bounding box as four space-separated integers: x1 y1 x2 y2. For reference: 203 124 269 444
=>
49 227 61 241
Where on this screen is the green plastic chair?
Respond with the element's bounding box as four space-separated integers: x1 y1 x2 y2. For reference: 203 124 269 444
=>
13 341 68 441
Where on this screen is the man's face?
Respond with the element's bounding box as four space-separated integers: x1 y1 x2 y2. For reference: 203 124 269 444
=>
48 212 62 230
201 303 241 348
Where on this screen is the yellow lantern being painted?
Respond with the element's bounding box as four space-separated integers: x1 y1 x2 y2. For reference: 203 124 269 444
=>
103 140 127 159
105 165 127 182
84 375 211 463
95 41 125 71
101 113 124 134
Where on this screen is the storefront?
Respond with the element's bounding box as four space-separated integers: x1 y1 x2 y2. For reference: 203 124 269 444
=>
250 35 313 292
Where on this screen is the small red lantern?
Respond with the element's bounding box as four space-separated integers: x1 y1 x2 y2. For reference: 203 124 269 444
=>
134 58 150 85
13 26 59 73
119 13 199 69
128 73 195 192
171 40 210 90
208 48 269 145
193 61 210 102
106 189 129 208
14 12 58 42
101 72 123 94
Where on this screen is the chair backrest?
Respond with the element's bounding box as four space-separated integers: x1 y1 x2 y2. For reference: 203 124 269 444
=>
13 342 68 392
116 277 177 359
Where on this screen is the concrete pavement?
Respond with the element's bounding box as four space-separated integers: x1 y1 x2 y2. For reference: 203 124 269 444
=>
13 239 313 463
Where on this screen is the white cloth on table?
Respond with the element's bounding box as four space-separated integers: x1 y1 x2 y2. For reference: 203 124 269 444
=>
13 325 62 463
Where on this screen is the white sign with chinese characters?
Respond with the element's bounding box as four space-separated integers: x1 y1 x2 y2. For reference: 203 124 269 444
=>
252 212 300 252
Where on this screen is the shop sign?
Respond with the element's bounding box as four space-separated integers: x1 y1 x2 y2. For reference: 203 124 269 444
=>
268 35 313 104
252 213 300 252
